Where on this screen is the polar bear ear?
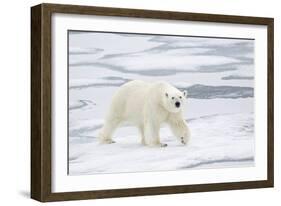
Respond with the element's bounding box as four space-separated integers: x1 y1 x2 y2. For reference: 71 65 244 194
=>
165 93 169 98
183 90 188 98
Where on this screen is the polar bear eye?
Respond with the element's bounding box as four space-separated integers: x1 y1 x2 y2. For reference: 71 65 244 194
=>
179 96 182 99
172 97 175 100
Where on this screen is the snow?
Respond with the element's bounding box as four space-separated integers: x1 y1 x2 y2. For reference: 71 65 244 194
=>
68 31 255 175
69 78 125 89
96 54 240 71
69 113 254 175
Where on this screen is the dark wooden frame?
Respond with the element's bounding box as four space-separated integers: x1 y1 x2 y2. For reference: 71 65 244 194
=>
31 3 274 202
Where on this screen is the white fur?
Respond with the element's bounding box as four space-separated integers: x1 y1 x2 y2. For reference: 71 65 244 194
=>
98 80 191 147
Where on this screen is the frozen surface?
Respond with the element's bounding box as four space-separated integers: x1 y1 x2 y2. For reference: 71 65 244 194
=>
69 112 254 175
68 31 255 175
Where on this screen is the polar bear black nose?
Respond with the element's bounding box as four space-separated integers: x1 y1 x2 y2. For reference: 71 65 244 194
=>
175 101 180 108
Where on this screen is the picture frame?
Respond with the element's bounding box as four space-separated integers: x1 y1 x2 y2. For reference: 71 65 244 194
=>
31 3 274 202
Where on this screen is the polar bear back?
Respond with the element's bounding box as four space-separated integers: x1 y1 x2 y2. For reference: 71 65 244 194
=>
106 80 165 125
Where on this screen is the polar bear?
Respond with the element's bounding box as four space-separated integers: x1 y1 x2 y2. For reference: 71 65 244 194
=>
98 80 191 147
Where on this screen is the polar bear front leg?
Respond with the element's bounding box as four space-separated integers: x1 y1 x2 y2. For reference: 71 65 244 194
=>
167 117 190 145
144 120 167 147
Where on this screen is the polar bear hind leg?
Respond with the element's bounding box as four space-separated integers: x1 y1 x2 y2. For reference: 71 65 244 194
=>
138 125 146 145
98 117 121 144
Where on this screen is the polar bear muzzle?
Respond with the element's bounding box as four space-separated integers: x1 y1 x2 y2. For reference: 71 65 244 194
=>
175 101 180 108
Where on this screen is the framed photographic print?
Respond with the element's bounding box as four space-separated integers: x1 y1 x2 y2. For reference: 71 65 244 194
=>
31 3 274 202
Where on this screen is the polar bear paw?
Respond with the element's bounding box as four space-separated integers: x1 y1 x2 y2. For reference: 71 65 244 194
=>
160 143 168 147
180 137 188 145
106 139 116 144
100 139 116 144
147 142 168 147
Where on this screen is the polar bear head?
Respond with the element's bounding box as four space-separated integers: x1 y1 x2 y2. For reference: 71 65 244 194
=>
162 85 188 113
